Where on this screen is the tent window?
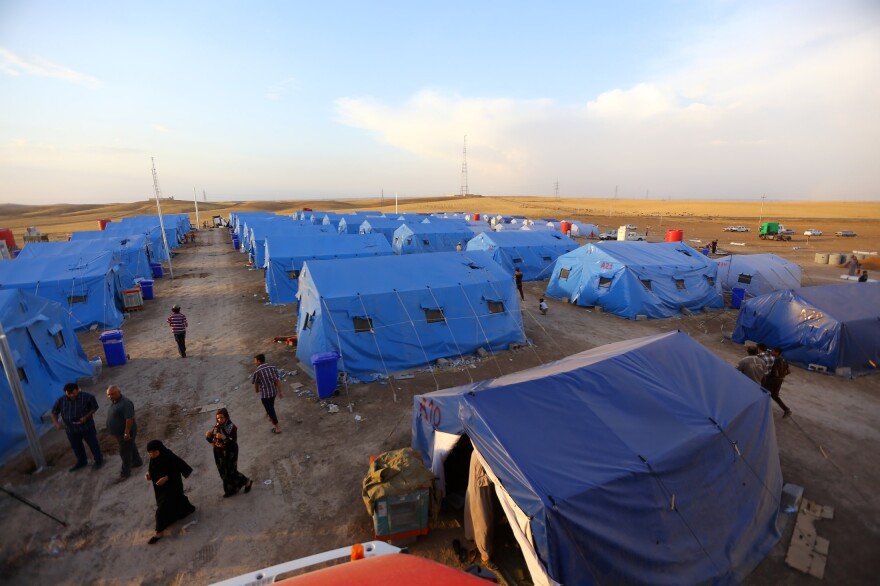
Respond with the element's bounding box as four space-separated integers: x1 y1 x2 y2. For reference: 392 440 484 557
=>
559 268 571 279
68 295 88 304
53 331 65 349
738 273 753 284
424 308 446 324
422 239 430 246
287 270 300 280
641 279 652 291
705 276 715 287
487 301 505 314
598 277 612 288
675 279 686 290
542 256 552 262
353 317 373 333
17 367 28 383
678 249 693 257
512 257 523 264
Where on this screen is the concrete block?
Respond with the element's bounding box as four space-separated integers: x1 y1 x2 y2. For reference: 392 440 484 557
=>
835 366 852 378
635 314 648 321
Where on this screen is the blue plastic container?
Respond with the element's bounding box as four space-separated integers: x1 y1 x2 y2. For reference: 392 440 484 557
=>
98 330 127 367
232 236 240 250
150 262 164 278
731 287 746 309
140 279 155 300
311 352 340 399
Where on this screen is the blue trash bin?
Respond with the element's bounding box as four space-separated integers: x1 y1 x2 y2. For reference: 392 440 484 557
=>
232 236 240 250
731 287 746 309
150 262 164 278
140 279 155 300
311 352 340 399
98 330 127 367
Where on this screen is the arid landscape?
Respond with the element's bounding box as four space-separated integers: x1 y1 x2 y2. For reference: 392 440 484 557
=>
1 196 878 585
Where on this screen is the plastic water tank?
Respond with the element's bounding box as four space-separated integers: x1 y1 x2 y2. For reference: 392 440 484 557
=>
665 229 684 242
98 219 112 230
828 253 844 265
560 221 572 235
814 253 829 264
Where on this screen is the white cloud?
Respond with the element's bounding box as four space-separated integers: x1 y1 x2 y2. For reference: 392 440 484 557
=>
0 47 101 88
333 2 880 199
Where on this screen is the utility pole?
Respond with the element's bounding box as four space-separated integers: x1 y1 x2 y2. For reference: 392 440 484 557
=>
193 187 200 229
151 157 174 279
381 188 384 201
460 135 469 197
554 180 560 199
759 193 767 225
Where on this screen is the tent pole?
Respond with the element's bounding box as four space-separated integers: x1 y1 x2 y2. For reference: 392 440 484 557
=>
0 323 47 471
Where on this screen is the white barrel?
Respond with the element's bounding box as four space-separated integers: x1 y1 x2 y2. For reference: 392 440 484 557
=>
814 253 829 264
828 253 844 265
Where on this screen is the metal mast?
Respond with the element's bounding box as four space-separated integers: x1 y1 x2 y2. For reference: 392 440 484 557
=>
460 135 468 197
151 157 174 279
193 187 200 229
554 180 560 199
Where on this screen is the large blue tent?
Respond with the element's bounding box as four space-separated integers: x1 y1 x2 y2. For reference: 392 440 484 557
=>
16 235 152 289
412 332 783 585
391 222 481 254
715 254 801 297
0 251 125 331
732 282 880 377
264 233 393 304
466 230 578 281
0 289 95 465
546 241 723 319
295 251 525 379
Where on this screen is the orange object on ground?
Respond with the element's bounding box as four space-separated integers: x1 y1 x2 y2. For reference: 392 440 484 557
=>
276 554 491 585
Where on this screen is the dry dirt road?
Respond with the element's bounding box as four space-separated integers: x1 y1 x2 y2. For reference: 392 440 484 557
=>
0 226 878 585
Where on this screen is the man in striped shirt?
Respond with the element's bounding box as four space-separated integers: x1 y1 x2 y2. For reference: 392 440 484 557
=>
167 304 188 358
252 354 283 433
51 382 104 472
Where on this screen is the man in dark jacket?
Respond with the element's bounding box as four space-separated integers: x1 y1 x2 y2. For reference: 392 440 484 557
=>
106 385 143 482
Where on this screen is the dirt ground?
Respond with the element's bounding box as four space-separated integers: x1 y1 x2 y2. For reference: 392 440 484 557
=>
0 200 879 585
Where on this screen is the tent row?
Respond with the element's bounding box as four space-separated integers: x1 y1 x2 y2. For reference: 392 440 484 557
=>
0 214 185 331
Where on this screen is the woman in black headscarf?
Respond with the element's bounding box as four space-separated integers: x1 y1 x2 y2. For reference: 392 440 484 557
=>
205 408 253 497
144 439 196 544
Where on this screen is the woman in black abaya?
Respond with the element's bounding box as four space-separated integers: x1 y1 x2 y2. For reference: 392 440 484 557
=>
145 439 196 544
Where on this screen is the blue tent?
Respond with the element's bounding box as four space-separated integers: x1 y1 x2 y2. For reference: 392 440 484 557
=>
16 235 151 289
74 223 171 263
337 213 384 234
715 254 801 297
0 251 125 331
412 331 782 585
295 251 525 379
265 233 393 304
358 217 411 245
732 283 880 377
466 231 578 282
546 241 723 319
392 222 480 254
0 289 95 465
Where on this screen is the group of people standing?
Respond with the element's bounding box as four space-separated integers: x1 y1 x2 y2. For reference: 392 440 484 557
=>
50 315 288 545
736 343 792 417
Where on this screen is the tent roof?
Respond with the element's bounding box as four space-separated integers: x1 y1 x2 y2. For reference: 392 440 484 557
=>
584 241 713 269
302 251 510 298
472 231 574 247
784 282 880 323
0 250 117 284
267 233 390 259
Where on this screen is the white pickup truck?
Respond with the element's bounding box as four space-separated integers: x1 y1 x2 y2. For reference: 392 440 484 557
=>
617 226 647 241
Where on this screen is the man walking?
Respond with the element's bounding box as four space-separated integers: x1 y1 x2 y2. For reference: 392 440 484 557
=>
736 346 766 384
252 354 283 433
765 347 792 418
106 385 143 483
514 267 524 301
51 383 103 472
167 304 188 358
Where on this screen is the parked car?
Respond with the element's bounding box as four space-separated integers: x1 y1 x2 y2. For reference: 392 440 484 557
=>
804 229 823 236
625 224 637 230
836 230 857 237
780 228 795 235
598 230 618 240
723 226 737 232
733 226 750 232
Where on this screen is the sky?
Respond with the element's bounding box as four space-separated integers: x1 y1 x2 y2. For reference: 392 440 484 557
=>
1 0 879 204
